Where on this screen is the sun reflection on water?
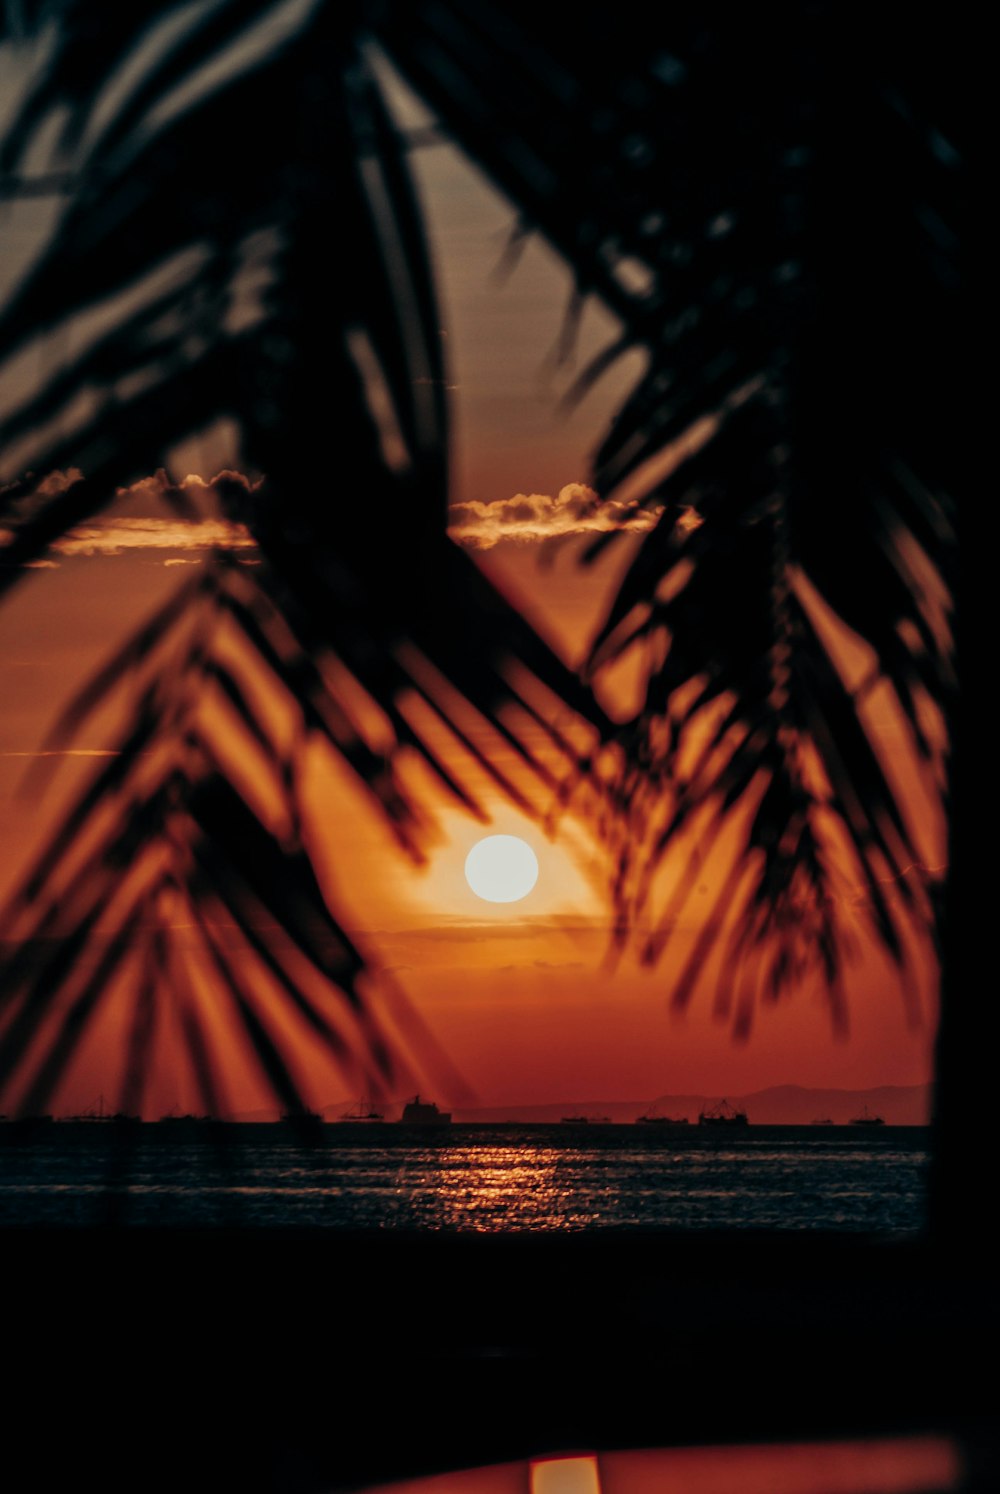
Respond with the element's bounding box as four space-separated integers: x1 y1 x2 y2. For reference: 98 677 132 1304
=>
405 1146 576 1230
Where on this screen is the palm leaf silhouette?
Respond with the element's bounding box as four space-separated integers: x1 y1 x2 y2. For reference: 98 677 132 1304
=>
378 1 957 1031
0 3 958 1111
0 3 610 1115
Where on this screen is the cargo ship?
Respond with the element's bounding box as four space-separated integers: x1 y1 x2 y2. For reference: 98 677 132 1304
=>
698 1099 749 1128
399 1096 451 1125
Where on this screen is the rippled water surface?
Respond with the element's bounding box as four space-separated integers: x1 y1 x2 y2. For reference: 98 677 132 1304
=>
0 1124 929 1230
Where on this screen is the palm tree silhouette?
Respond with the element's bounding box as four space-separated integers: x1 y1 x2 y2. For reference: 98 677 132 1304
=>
0 2 959 1192
0 9 979 1494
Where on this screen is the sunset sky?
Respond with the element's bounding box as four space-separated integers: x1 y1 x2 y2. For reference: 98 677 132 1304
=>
0 51 944 1117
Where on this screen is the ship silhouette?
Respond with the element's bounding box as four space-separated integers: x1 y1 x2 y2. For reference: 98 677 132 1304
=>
399 1096 451 1125
338 1097 385 1122
698 1099 749 1128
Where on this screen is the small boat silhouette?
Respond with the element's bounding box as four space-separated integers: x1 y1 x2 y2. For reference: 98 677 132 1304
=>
636 1111 689 1126
698 1099 749 1127
65 1094 139 1124
338 1097 385 1122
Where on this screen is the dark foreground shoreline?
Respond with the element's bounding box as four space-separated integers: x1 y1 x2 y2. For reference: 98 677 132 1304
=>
4 1124 983 1487
5 1227 997 1491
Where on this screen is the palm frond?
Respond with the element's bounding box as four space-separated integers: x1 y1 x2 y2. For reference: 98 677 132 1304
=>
378 1 958 1027
0 0 960 1118
0 4 611 1113
1 551 466 1111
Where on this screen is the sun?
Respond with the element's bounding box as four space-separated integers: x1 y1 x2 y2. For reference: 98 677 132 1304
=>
464 835 539 903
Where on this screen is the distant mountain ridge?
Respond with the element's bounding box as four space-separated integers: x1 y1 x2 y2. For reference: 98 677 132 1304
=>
446 1083 932 1126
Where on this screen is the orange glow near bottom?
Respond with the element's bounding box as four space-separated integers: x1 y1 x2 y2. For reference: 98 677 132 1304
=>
598 1437 962 1494
362 1437 962 1494
531 1457 601 1494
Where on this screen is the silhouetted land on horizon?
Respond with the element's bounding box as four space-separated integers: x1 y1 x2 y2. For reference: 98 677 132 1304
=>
203 1081 930 1126
0 1081 930 1126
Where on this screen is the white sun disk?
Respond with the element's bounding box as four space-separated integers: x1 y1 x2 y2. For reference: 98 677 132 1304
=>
464 835 539 903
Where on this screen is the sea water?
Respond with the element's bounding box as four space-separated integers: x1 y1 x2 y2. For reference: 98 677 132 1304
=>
0 1124 929 1231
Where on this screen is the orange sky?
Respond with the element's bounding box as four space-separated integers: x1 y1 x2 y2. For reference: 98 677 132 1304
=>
0 512 943 1116
0 77 944 1117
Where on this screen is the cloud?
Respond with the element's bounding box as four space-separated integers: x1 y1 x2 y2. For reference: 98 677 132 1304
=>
494 959 587 973
42 516 255 557
0 470 260 559
35 468 84 497
448 482 667 550
116 468 261 509
0 749 121 758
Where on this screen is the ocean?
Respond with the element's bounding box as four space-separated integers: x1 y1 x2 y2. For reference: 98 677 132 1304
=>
0 1123 929 1231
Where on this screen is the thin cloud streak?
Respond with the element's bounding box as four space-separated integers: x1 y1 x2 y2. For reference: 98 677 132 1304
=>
34 516 254 556
0 749 121 758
